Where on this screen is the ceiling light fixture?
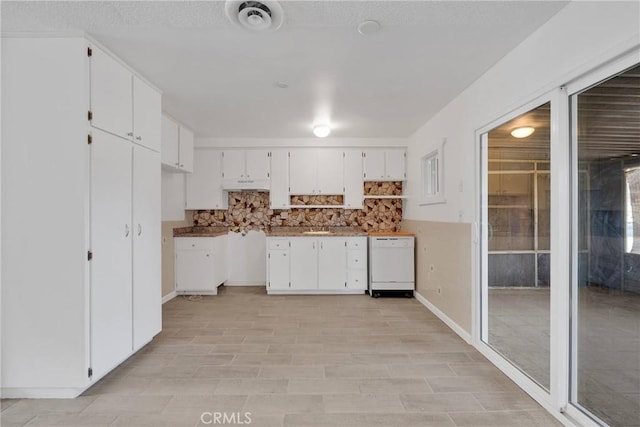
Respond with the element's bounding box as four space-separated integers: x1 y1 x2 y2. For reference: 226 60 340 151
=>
511 126 535 138
313 124 331 138
357 20 381 35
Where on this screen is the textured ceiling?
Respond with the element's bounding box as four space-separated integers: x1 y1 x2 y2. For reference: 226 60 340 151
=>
2 1 569 138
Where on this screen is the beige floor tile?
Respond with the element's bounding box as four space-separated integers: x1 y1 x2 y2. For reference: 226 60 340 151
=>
195 366 260 379
139 378 219 396
23 414 116 426
350 353 411 364
267 344 325 354
259 366 324 379
358 378 433 394
162 395 247 414
325 364 389 378
409 352 474 364
1 397 97 416
209 344 269 353
427 376 511 393
244 394 324 415
170 354 234 367
400 393 483 412
448 409 563 426
287 379 361 394
112 412 201 427
214 379 289 395
323 393 405 413
388 363 456 378
448 362 504 377
81 395 171 414
0 413 37 427
231 354 292 365
472 391 541 411
290 353 353 365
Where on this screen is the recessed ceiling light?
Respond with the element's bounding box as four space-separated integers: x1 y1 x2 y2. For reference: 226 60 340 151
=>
357 20 381 35
511 127 535 138
313 124 331 138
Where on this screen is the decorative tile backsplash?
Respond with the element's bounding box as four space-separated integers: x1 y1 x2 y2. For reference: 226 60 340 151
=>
192 183 403 232
290 195 344 205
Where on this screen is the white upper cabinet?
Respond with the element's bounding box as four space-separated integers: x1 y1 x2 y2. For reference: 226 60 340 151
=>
289 149 344 195
222 150 245 180
90 47 161 152
90 47 133 140
363 148 407 181
317 149 344 194
161 114 193 173
185 149 227 210
161 115 180 167
289 150 317 194
246 150 270 180
178 126 194 172
343 150 364 209
269 150 289 209
132 76 161 152
385 148 407 181
222 150 270 180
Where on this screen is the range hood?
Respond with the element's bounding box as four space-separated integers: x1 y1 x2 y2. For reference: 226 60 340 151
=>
222 178 270 191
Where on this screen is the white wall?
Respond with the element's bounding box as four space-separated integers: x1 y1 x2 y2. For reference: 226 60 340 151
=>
196 137 407 148
405 1 640 224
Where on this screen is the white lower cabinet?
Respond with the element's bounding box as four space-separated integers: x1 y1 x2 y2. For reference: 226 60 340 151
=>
266 236 367 294
175 236 228 295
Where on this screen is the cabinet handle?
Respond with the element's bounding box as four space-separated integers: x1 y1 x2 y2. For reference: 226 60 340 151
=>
136 136 142 141
313 242 315 249
127 132 133 137
320 242 323 249
180 164 184 167
206 254 210 257
137 224 142 236
175 162 179 166
125 224 130 237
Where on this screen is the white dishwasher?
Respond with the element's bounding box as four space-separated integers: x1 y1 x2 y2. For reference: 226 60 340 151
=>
369 234 415 297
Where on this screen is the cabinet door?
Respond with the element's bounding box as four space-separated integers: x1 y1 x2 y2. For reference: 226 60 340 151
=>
343 150 364 208
317 149 344 194
289 238 318 289
289 150 317 194
246 150 270 180
269 150 289 209
161 114 180 168
178 126 194 173
222 150 246 180
268 250 290 290
185 149 227 209
90 130 133 380
385 149 406 181
318 238 347 290
175 250 215 292
90 47 133 140
132 76 161 152
212 235 228 286
132 146 161 351
363 149 386 181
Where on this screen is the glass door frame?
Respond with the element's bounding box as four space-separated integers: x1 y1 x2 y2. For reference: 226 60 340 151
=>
473 46 640 427
474 88 569 417
564 48 640 427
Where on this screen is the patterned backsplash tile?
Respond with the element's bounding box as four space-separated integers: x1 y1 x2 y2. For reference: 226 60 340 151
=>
192 183 403 232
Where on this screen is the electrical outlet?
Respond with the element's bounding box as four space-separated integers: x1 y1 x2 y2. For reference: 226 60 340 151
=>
437 287 442 295
162 236 167 245
429 265 435 272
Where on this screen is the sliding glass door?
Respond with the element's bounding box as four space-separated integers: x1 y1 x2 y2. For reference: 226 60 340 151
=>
570 63 640 426
480 100 552 390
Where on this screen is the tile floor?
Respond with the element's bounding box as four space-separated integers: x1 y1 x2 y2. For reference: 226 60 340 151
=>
488 285 640 426
1 286 561 427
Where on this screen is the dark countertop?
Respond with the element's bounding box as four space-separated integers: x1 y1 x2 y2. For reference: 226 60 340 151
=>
173 226 229 237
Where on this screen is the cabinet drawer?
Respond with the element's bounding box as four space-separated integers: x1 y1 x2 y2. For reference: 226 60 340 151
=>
175 237 214 251
346 238 366 250
347 251 367 269
268 239 289 250
347 270 368 290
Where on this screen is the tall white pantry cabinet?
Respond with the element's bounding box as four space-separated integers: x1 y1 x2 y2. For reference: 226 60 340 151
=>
1 37 162 398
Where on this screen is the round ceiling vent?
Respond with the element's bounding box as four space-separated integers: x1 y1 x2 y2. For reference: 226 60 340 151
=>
225 0 284 32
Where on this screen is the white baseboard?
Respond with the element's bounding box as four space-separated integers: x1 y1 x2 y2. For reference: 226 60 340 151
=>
162 291 177 304
414 291 472 344
224 282 266 287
